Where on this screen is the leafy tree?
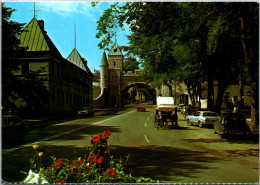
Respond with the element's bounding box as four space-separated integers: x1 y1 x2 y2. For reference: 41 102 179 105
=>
2 3 26 114
123 57 139 72
96 2 259 129
2 3 49 117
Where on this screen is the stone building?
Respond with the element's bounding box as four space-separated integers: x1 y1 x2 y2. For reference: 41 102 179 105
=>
12 17 93 116
94 41 155 108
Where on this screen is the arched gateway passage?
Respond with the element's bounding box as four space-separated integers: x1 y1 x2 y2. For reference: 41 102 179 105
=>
121 83 156 107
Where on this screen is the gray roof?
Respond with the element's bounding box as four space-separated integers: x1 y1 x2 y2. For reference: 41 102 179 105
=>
18 18 61 57
100 51 108 66
67 48 87 71
108 41 123 56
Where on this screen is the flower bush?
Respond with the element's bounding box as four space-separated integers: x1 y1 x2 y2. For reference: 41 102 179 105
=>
22 130 158 183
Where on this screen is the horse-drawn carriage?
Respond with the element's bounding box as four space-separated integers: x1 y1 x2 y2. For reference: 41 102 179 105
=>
154 97 178 129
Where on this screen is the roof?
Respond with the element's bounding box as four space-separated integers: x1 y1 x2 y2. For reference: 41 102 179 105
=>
100 51 108 66
67 48 87 71
108 41 123 56
18 18 61 57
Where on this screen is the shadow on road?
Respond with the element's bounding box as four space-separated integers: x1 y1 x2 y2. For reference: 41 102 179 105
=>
109 145 221 182
183 137 259 144
224 148 259 157
2 144 221 183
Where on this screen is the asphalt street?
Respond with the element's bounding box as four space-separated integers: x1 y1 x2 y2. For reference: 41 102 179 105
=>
2 106 259 183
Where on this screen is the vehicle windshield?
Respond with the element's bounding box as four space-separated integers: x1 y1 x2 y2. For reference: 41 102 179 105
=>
203 112 218 116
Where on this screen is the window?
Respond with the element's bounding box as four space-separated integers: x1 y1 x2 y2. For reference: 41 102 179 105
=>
114 62 116 67
22 63 29 75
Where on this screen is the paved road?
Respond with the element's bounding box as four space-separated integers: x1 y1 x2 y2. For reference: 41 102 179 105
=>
2 106 259 183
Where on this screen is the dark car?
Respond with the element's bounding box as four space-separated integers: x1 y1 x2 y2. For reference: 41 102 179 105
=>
214 112 251 139
2 115 30 142
77 107 95 117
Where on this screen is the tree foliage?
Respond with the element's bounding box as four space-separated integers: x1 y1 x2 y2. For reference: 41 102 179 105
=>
96 2 259 127
2 3 49 117
2 3 26 113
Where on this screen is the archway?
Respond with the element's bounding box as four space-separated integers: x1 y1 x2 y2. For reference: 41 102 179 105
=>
178 94 189 105
121 83 156 107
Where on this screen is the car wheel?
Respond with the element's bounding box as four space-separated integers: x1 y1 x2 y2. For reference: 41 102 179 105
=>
187 119 192 126
199 121 203 128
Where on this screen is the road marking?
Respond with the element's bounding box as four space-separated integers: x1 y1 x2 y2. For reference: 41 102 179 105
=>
3 110 136 153
145 123 147 127
144 134 150 143
147 117 150 120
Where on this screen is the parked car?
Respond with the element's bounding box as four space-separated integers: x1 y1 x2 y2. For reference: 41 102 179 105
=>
214 112 251 139
2 115 30 142
186 111 220 128
137 104 146 112
77 107 94 117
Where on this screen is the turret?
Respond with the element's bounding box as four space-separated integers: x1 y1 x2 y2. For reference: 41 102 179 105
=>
108 41 124 72
100 51 109 89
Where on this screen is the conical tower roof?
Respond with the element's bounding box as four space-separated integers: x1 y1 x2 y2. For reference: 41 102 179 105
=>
100 51 108 66
18 17 62 57
108 41 123 56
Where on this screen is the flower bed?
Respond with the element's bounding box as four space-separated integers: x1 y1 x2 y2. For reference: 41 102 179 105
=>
21 130 159 183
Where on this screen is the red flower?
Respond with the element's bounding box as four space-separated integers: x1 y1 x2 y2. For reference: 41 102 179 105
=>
97 156 104 165
93 154 99 163
55 158 64 168
91 134 102 143
86 163 90 169
106 167 117 178
56 179 67 183
103 130 111 138
55 162 62 168
72 161 80 167
87 154 92 162
79 158 83 165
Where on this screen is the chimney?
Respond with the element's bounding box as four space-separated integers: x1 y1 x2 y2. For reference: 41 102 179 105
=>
83 58 88 65
38 20 44 29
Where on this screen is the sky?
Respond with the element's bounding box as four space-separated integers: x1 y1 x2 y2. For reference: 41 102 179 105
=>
4 1 131 72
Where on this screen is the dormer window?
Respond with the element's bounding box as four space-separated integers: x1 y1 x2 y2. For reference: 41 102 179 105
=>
114 48 117 52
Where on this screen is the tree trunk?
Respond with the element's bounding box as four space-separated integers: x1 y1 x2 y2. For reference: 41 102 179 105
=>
214 80 227 114
238 75 244 107
207 68 214 111
164 81 173 97
239 16 259 131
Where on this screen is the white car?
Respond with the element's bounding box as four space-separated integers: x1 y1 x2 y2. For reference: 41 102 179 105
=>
186 111 220 128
